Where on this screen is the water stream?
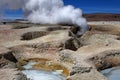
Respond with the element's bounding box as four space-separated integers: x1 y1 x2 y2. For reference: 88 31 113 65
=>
101 67 120 80
22 62 65 80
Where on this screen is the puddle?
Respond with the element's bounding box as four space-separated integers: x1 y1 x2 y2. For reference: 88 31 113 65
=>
22 62 66 80
22 70 65 80
101 67 120 80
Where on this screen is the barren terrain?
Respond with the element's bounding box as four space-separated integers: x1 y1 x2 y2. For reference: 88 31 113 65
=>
0 21 120 80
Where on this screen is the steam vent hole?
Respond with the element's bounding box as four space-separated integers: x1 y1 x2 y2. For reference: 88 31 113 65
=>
21 31 49 40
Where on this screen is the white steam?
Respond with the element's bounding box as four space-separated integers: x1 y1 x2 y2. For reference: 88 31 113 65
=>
0 0 89 35
25 0 89 35
0 0 26 19
0 0 23 10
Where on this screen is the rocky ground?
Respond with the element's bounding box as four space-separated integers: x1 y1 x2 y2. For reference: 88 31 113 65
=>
0 21 120 80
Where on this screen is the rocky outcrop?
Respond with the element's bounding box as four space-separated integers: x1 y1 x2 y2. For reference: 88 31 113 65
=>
0 48 27 80
10 30 80 61
0 69 27 80
67 69 108 80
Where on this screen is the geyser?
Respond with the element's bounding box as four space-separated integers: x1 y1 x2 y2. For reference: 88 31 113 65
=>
0 0 89 35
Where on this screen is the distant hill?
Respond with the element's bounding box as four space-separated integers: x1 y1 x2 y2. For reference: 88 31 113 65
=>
83 13 120 21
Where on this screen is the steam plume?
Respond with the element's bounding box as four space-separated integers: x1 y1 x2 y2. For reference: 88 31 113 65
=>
0 0 26 19
0 0 89 35
0 0 25 10
24 0 89 35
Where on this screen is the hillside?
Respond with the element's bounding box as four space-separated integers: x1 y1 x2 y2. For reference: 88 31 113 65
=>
83 13 120 21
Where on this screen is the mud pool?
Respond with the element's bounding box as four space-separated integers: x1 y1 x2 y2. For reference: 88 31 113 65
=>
101 67 120 80
22 62 65 80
